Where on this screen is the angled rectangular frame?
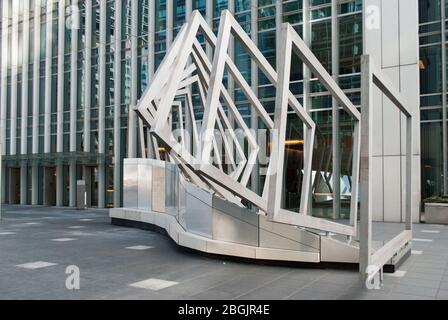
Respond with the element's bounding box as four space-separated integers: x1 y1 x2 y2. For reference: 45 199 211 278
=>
266 23 361 237
359 55 413 281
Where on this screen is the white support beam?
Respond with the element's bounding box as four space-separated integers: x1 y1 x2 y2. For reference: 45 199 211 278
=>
113 0 122 207
98 0 107 208
31 0 41 205
84 0 92 153
56 0 66 207
44 0 53 154
0 0 9 157
128 0 138 158
69 0 80 207
9 0 19 156
20 0 30 205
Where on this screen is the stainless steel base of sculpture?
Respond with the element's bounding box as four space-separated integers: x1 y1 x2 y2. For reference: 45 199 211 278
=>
110 159 410 267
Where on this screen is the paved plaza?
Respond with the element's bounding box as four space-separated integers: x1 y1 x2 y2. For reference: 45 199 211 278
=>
0 205 447 300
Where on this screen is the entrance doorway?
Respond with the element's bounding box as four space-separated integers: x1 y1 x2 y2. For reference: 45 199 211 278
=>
9 168 20 204
44 167 56 206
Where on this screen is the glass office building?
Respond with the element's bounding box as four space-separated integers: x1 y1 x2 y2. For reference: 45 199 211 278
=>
419 0 448 200
0 0 423 219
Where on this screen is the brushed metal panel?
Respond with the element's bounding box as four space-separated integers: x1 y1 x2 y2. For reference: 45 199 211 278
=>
321 236 359 263
255 247 320 263
259 228 319 253
212 209 259 247
151 166 166 213
137 160 152 210
165 162 178 216
259 215 320 250
212 196 259 226
185 183 213 238
178 176 187 229
123 160 138 208
211 196 259 246
206 240 256 259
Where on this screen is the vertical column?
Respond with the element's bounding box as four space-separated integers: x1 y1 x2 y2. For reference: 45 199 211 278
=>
1 1 9 203
0 0 8 156
331 0 340 219
147 0 156 159
56 0 66 207
44 0 53 154
20 0 31 205
185 0 192 20
9 0 18 156
250 0 259 193
148 0 155 77
441 0 447 193
69 0 79 207
113 0 122 207
166 0 173 46
206 0 213 58
128 0 138 158
31 0 41 205
359 55 373 280
83 0 92 206
97 0 106 208
84 0 92 154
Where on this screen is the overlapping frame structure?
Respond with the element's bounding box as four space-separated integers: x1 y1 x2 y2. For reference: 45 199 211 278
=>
133 10 414 279
135 9 362 237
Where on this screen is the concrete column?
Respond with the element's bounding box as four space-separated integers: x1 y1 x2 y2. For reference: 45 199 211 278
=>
56 0 66 207
331 0 340 219
205 0 213 59
84 0 92 154
146 0 156 159
0 2 9 204
56 0 65 153
441 0 447 193
69 0 79 207
31 164 38 205
83 0 92 205
20 0 30 205
185 0 192 20
44 0 53 154
97 0 107 208
128 0 138 158
113 0 122 207
166 0 173 45
56 163 63 206
148 0 155 77
0 0 8 157
31 0 42 205
9 0 18 156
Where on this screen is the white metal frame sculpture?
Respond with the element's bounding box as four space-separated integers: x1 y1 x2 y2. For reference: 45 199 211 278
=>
135 9 362 236
127 9 415 280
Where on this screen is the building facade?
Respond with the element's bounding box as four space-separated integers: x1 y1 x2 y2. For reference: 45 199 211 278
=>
419 0 448 201
0 0 423 223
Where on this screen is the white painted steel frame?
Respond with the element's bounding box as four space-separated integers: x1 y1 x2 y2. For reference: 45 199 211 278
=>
135 10 363 237
359 55 413 281
268 23 361 237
